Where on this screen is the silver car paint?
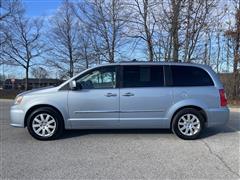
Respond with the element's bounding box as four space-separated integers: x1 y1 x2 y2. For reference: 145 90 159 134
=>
10 62 229 130
68 88 119 128
119 87 173 128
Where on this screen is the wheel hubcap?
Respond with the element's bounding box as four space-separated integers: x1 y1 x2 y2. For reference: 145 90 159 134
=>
178 114 201 136
32 113 56 137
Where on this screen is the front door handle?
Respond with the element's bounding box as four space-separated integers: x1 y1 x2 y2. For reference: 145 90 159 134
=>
122 92 134 97
105 93 117 97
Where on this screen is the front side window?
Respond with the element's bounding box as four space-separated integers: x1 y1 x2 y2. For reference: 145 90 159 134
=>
75 66 116 89
122 65 164 88
171 66 214 86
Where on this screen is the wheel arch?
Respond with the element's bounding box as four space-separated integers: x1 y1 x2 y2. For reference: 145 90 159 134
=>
170 105 207 128
24 104 65 128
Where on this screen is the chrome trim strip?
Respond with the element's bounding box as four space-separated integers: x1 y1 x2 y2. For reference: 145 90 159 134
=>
69 118 119 121
119 117 168 121
120 109 164 113
74 109 164 114
74 110 119 114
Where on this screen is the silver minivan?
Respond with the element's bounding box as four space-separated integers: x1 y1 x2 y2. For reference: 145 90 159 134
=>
10 62 229 140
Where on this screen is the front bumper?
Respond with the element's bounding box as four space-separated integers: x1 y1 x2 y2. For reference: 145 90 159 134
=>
206 107 230 127
10 105 25 128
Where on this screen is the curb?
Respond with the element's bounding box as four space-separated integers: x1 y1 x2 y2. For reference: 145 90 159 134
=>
230 108 240 112
0 99 14 102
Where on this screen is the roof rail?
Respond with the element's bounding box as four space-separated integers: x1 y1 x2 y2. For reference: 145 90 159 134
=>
119 59 155 63
119 59 190 63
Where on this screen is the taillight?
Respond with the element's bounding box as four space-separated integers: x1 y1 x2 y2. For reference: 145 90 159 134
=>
219 89 227 107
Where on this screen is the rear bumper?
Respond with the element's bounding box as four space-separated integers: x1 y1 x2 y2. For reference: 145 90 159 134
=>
206 107 229 127
10 105 25 128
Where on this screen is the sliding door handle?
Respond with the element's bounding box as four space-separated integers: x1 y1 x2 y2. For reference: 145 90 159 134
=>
122 92 134 97
105 93 117 97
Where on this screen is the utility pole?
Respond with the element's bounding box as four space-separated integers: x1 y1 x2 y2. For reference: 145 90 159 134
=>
2 64 5 89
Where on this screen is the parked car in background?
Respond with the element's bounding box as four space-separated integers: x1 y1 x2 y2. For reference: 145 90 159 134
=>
10 62 229 140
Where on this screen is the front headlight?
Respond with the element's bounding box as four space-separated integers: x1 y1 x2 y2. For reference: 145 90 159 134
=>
14 96 23 105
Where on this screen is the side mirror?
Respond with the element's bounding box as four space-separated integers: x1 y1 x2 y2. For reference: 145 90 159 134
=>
69 80 77 90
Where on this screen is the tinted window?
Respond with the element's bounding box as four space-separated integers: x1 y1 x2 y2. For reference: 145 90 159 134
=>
171 66 214 86
123 65 164 88
76 66 116 89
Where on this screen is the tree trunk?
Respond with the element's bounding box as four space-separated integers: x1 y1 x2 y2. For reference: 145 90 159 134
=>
147 38 154 62
216 32 221 73
69 40 74 77
204 41 208 64
167 35 172 62
171 0 180 62
69 59 73 77
143 0 154 62
226 38 230 72
85 54 89 69
84 46 89 69
86 59 89 69
25 67 29 90
110 0 116 63
184 0 192 62
233 10 240 98
233 41 239 98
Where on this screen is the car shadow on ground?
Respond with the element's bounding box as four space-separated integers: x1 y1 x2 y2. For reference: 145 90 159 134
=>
200 123 239 138
59 124 238 140
61 129 172 139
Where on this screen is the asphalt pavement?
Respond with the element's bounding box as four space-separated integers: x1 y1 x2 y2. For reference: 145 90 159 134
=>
0 99 239 179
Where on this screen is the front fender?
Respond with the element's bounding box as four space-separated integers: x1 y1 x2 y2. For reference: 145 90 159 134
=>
22 92 70 128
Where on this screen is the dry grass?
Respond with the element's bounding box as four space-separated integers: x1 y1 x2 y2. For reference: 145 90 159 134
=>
228 99 240 107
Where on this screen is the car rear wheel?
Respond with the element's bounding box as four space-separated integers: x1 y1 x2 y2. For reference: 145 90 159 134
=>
172 108 204 140
27 107 64 140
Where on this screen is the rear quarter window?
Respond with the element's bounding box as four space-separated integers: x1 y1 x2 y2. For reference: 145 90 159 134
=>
170 66 214 87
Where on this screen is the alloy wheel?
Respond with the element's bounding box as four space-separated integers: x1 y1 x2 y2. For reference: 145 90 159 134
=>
177 114 201 136
32 113 57 137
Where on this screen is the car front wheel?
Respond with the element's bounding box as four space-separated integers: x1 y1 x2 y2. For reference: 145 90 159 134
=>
27 107 64 140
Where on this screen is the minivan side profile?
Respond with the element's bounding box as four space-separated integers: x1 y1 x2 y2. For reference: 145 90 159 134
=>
10 62 229 140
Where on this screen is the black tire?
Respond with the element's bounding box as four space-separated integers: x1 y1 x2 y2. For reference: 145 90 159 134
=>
27 107 64 140
171 108 205 140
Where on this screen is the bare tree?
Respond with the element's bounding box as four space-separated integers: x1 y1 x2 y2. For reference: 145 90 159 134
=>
47 0 82 78
78 27 96 69
0 0 21 21
155 0 184 62
31 67 49 79
1 2 45 90
210 7 228 72
155 0 219 62
224 20 234 73
0 0 23 65
170 0 183 61
126 0 157 61
203 30 211 65
182 0 217 62
225 0 240 99
154 1 173 61
74 0 128 63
